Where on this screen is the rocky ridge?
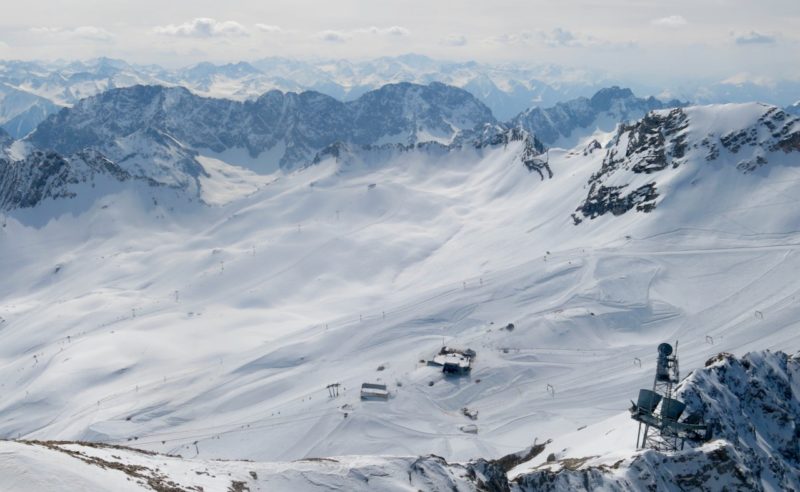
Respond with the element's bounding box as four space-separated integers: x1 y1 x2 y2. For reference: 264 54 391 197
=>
572 103 800 223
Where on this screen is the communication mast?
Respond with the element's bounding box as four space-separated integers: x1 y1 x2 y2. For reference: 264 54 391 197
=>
630 341 711 452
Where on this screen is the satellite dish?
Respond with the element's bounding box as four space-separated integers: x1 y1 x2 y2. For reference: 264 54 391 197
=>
658 343 673 356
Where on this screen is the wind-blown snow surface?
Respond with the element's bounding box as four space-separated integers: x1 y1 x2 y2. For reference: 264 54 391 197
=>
1 350 797 491
0 440 480 491
0 103 799 486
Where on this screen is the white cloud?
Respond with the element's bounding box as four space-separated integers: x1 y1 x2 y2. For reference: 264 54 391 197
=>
154 18 249 38
73 26 115 41
483 31 537 46
317 30 350 43
316 26 410 43
541 28 582 47
734 31 776 45
254 24 282 33
30 26 114 42
652 15 688 28
440 34 467 47
722 72 775 86
359 26 410 37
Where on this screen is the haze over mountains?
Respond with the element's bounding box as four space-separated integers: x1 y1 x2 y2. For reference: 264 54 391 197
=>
1 55 799 138
0 50 799 491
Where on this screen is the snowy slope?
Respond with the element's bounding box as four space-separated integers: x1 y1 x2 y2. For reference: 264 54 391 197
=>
0 440 479 492
508 350 800 491
0 102 799 490
1 350 796 491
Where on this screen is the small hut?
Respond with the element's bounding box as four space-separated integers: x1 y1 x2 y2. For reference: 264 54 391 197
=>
360 383 389 401
429 346 475 376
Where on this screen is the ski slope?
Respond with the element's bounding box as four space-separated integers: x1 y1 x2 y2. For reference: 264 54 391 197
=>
1 105 799 472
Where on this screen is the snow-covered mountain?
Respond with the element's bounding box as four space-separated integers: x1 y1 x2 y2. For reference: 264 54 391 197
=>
0 83 61 138
574 103 800 223
0 58 164 107
511 86 685 148
0 56 611 132
23 82 684 191
0 149 166 215
0 127 11 150
3 56 799 139
1 89 800 491
26 82 496 177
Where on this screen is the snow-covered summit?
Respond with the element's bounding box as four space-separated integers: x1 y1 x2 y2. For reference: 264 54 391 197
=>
511 86 685 148
27 82 495 175
574 103 800 224
0 57 605 138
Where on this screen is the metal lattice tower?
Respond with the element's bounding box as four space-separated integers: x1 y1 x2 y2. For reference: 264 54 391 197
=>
630 341 709 452
640 342 682 451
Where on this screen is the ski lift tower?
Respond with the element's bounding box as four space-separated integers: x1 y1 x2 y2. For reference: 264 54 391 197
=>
630 342 711 452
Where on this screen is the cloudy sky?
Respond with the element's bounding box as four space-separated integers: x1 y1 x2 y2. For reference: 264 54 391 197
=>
1 0 798 83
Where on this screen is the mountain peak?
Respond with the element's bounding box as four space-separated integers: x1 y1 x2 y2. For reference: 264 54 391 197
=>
25 81 498 185
589 86 636 111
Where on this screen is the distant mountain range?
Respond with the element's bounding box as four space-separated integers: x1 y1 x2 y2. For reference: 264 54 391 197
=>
1 77 797 226
2 81 526 210
9 80 685 202
0 56 606 137
1 56 798 139
25 82 494 180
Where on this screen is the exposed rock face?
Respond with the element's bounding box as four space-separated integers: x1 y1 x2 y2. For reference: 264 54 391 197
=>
573 104 800 222
676 351 800 490
0 127 12 151
508 351 799 491
511 86 684 145
0 149 156 211
28 82 496 172
573 108 688 221
5 83 552 213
